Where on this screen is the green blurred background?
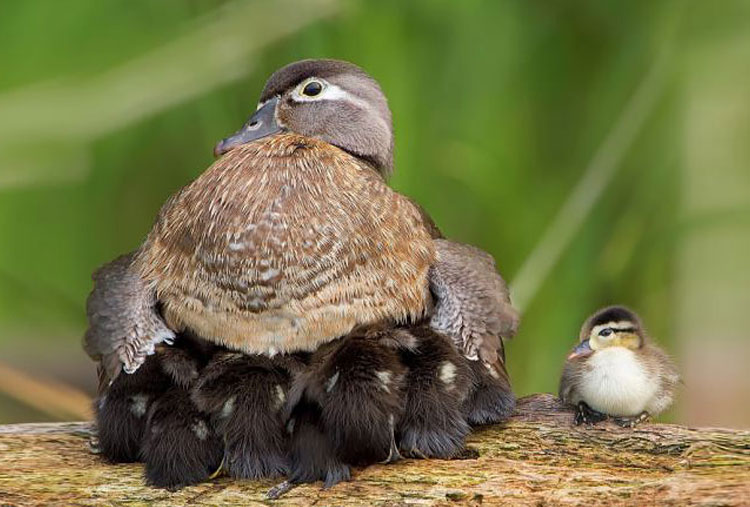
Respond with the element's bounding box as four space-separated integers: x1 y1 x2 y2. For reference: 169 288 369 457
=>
0 0 748 427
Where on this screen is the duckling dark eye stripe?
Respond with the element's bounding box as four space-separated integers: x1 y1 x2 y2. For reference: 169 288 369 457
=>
610 327 637 333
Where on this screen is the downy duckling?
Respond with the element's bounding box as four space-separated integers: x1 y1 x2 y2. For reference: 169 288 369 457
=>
94 331 215 466
559 306 680 427
189 352 304 481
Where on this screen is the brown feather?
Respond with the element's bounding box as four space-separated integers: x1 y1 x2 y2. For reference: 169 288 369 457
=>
428 239 518 374
134 133 435 355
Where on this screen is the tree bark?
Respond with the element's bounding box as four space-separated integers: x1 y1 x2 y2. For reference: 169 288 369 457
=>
0 394 747 506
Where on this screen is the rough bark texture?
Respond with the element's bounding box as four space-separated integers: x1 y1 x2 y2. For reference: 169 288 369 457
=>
0 394 747 506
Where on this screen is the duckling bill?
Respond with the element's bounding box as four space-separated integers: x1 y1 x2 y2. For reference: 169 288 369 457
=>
559 306 680 427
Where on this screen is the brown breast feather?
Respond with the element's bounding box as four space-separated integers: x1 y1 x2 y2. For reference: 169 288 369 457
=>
133 134 435 354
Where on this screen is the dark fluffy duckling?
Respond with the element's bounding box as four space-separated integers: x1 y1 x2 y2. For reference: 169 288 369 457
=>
189 352 305 481
141 386 224 489
94 332 222 489
283 326 407 488
559 306 680 427
396 326 471 459
278 324 490 495
93 352 171 464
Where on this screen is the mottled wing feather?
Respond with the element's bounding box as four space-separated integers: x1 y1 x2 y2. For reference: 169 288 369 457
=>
429 239 519 375
84 252 175 386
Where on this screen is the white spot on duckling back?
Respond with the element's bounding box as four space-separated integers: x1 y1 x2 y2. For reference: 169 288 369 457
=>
192 420 209 441
326 371 340 393
376 370 392 393
485 362 500 379
274 384 286 410
221 396 236 418
129 394 149 417
577 348 658 417
439 361 457 390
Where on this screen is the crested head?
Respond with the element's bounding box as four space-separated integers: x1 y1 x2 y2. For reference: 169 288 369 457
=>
581 305 644 352
215 59 394 176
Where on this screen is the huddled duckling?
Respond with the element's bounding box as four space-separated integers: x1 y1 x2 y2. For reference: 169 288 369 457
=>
274 323 481 495
189 352 305 482
559 306 680 427
94 331 222 488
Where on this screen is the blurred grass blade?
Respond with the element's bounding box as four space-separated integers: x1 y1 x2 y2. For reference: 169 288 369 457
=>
0 361 92 420
0 0 340 168
510 47 672 312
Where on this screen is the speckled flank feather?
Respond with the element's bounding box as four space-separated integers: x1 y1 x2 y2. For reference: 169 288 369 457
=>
429 239 518 375
134 133 435 356
84 252 175 383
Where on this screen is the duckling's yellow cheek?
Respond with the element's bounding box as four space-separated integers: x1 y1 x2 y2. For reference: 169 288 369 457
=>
588 335 601 350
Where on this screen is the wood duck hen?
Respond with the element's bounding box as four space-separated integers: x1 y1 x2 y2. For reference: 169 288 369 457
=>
85 59 518 384
85 59 519 488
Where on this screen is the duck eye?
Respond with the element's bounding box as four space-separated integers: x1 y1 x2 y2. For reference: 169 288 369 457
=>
302 81 323 97
599 328 613 337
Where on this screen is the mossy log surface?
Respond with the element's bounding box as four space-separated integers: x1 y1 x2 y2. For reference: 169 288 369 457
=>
0 394 748 506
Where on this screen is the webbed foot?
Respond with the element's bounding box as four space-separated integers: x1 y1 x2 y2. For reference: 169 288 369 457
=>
613 412 650 428
574 402 608 425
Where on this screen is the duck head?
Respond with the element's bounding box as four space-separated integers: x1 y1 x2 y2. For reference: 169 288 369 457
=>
214 59 394 176
568 305 644 360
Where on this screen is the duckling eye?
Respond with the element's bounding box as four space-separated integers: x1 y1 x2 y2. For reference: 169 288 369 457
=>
302 80 323 97
599 328 613 337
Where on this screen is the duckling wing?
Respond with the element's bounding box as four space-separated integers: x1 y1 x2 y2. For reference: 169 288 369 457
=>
644 344 681 415
83 252 175 389
558 359 584 404
428 239 519 374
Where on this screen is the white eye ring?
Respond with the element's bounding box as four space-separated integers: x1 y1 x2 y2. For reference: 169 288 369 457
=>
294 78 329 101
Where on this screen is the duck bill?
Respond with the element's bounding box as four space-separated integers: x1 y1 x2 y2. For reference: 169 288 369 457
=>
213 97 283 157
567 339 593 360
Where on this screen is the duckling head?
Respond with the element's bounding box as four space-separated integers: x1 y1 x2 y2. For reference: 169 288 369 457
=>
214 59 394 175
568 305 644 360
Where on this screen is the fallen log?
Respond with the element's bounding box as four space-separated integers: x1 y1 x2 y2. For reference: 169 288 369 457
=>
0 394 747 506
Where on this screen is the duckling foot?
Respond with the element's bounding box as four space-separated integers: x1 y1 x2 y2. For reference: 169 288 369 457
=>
397 327 471 458
266 480 297 500
380 414 402 464
574 402 608 425
613 412 650 428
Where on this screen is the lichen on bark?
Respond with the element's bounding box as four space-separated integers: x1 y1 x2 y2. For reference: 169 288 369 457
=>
0 394 748 506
